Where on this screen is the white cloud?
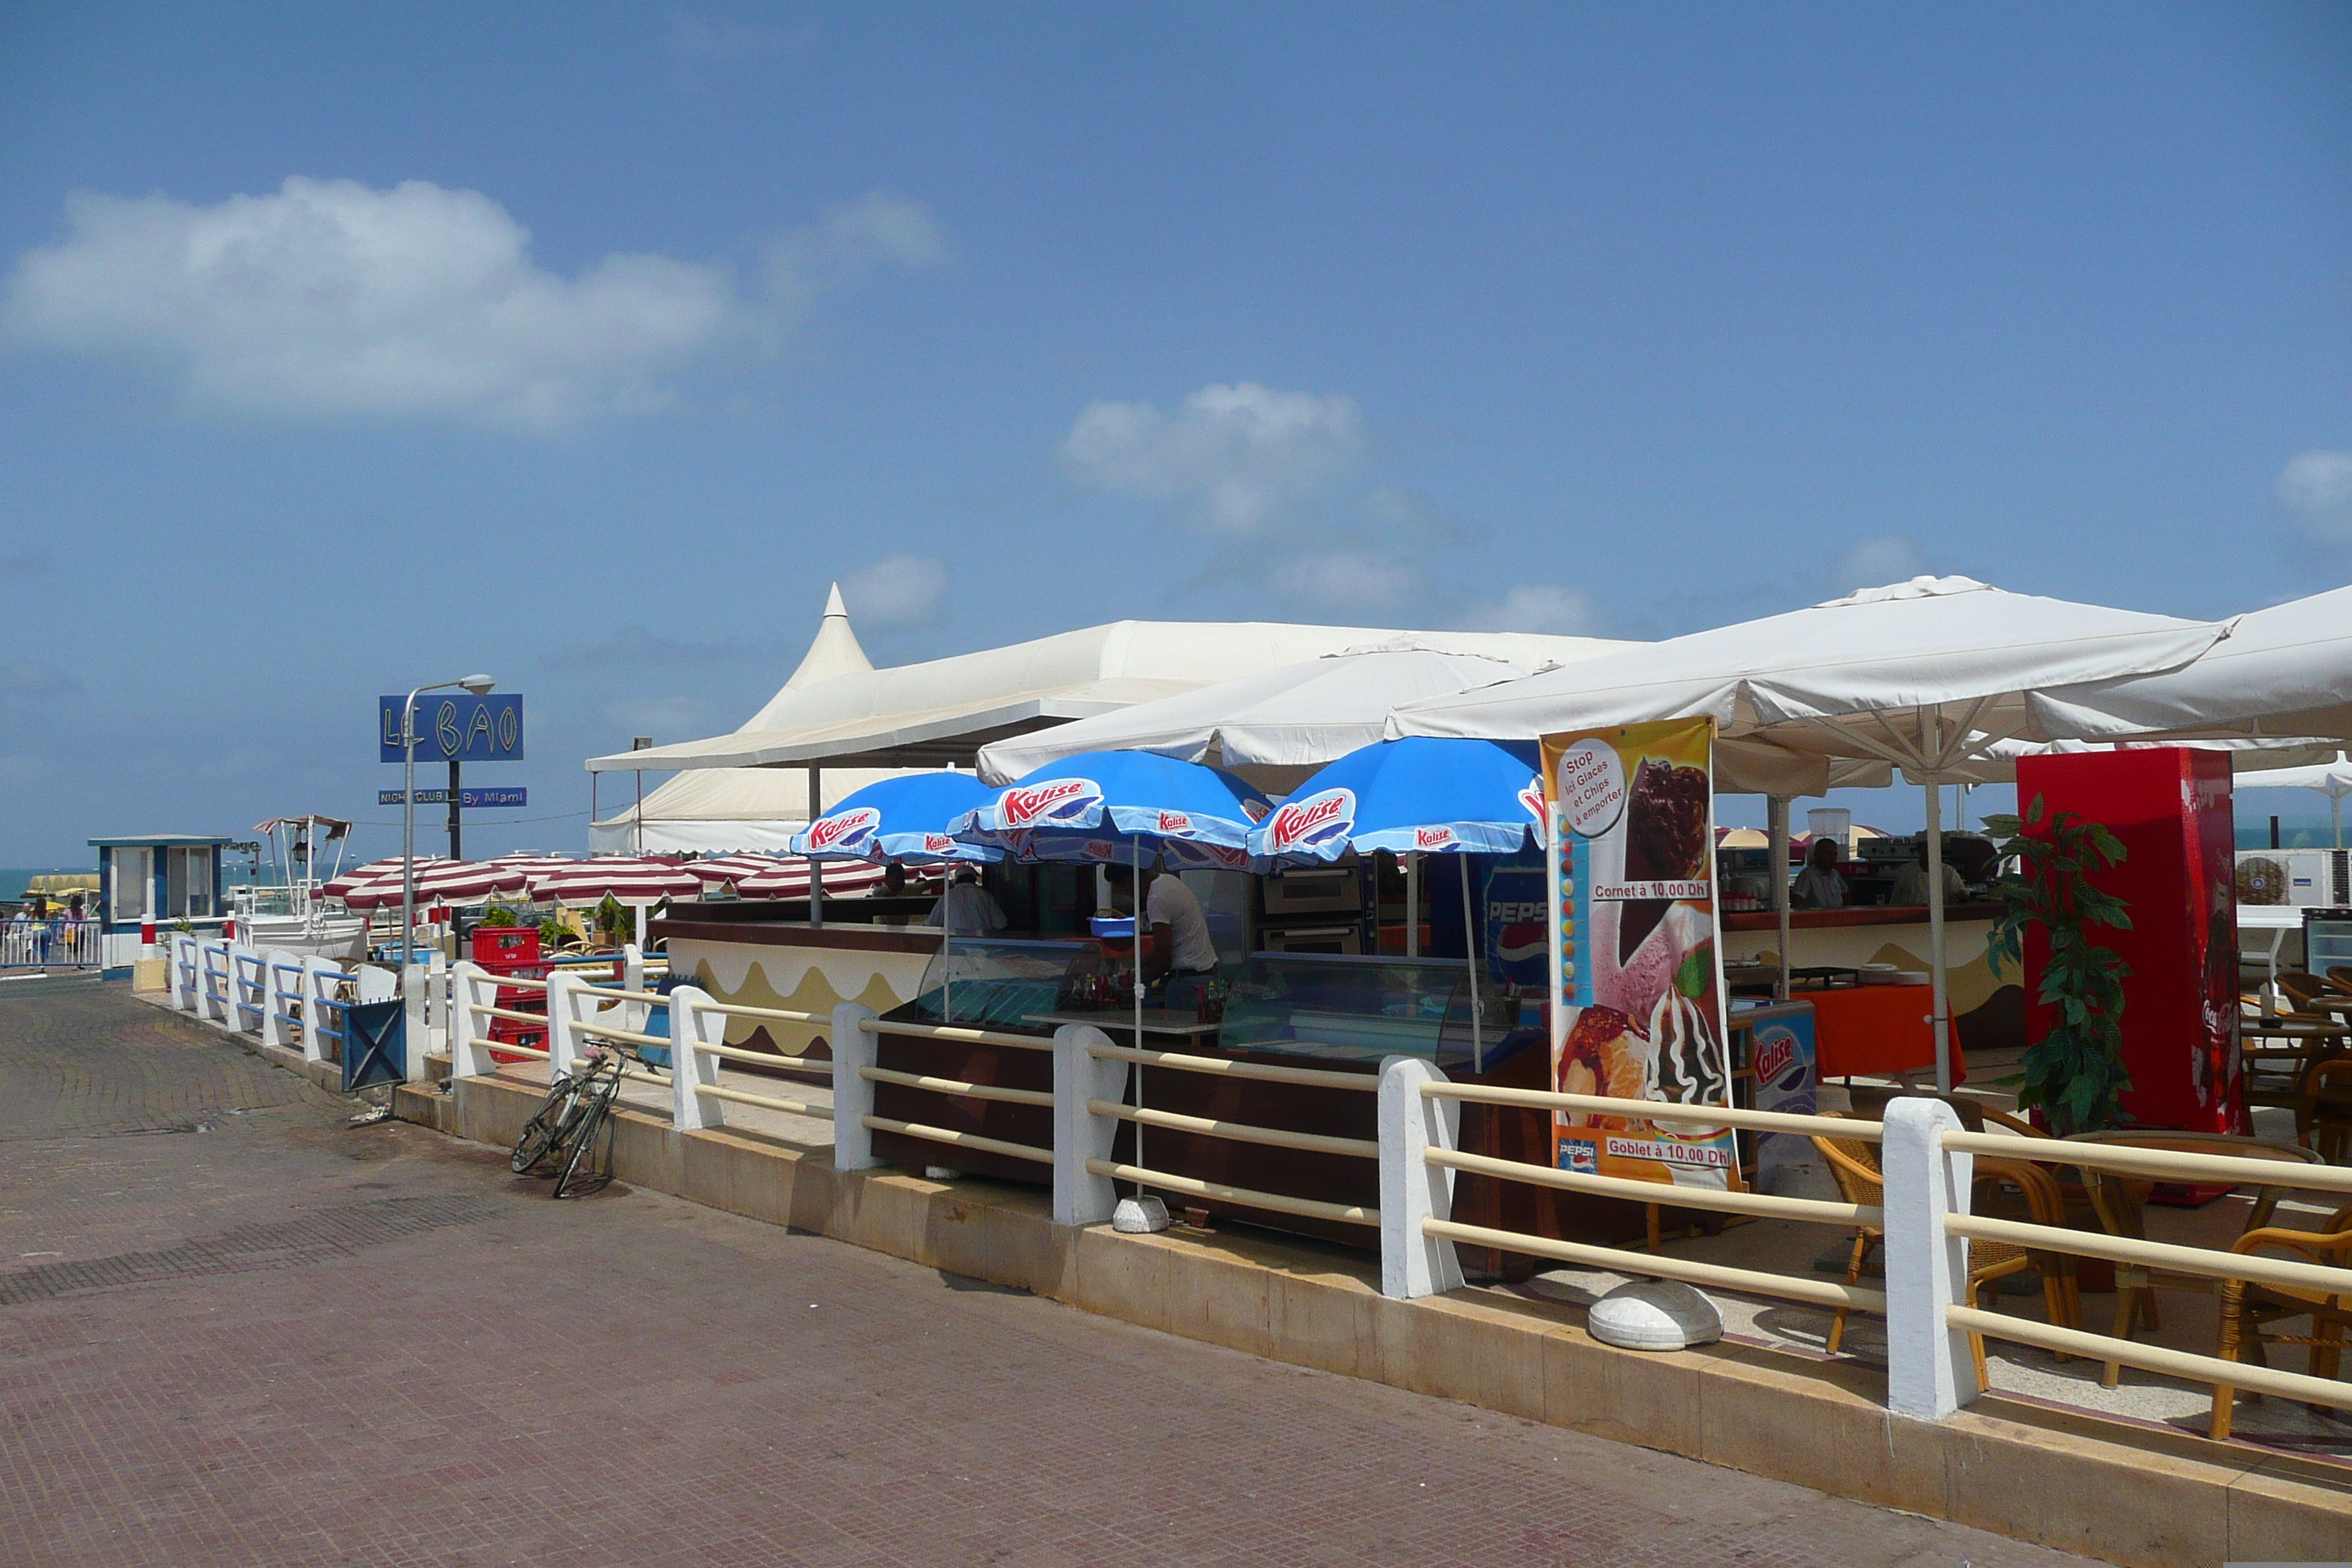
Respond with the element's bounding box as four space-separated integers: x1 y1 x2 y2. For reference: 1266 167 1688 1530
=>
845 554 948 625
1059 382 1365 534
2277 450 2352 543
1830 535 1926 592
1268 550 1417 613
1458 584 1599 636
1 177 942 431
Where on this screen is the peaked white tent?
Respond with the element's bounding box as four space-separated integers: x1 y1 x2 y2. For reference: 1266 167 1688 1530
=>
2234 753 2352 848
591 584 904 853
1391 576 2234 1090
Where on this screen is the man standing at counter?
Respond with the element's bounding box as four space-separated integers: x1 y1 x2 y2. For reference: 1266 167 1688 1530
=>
1890 840 1967 908
1792 836 1847 909
1104 864 1218 1000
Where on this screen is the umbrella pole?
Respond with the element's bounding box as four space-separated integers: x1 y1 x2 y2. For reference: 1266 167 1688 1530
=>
807 767 825 928
1460 854 1482 1073
2335 794 2342 851
1134 834 1145 1188
940 862 952 1025
1406 852 1420 958
1768 796 1791 1003
1926 774 1953 1094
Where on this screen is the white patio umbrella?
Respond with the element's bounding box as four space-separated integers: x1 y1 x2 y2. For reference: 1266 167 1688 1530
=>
2032 582 2352 745
1390 576 2233 1091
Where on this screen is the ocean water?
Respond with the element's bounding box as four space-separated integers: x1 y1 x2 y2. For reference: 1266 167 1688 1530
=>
1 867 91 901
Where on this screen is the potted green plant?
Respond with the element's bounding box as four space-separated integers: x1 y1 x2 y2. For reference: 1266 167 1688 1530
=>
1983 793 2133 1135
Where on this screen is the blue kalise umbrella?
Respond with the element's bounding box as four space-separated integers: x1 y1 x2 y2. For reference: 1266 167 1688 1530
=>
954 750 1272 865
789 772 1003 864
790 771 1003 1025
956 750 1273 1067
1248 736 1546 1069
1248 737 1545 863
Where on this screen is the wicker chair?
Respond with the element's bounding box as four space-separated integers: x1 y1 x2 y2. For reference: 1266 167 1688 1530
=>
2298 1057 2352 1166
2078 1134 2326 1388
2210 1204 2352 1440
1808 1111 2079 1377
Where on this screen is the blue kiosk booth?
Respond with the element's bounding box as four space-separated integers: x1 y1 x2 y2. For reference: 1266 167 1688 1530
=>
88 834 232 978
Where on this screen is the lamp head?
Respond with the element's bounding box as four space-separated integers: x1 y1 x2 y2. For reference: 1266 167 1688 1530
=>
459 674 496 696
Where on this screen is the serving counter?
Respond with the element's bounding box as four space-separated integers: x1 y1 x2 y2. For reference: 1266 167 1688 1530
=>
1721 902 2020 1072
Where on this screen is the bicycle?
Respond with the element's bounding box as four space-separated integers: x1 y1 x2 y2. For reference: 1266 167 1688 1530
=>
510 1043 636 1199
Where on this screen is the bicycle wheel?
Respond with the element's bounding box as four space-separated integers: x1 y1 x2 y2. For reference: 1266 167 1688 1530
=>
511 1072 590 1175
552 1078 620 1199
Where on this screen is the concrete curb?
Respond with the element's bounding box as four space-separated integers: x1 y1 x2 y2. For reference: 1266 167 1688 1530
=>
431 1068 2349 1568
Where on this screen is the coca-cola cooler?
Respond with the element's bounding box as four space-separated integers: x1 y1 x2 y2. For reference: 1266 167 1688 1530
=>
2015 747 2242 1132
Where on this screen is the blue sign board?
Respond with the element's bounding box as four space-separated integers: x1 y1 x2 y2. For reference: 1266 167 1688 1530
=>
379 694 524 763
377 788 529 808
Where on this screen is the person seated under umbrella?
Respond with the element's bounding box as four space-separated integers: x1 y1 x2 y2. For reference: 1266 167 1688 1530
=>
1102 863 1218 1008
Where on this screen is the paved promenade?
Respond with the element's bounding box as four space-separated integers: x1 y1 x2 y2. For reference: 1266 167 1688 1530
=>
0 979 2104 1567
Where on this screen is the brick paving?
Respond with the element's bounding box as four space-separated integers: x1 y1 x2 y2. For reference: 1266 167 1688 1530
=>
0 981 2106 1567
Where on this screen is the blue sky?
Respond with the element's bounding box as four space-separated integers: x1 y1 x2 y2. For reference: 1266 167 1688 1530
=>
1 4 2348 865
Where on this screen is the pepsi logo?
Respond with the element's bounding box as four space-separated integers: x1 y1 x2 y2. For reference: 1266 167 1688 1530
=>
1414 825 1456 851
1265 788 1356 853
1000 777 1101 828
807 807 881 852
1496 920 1547 965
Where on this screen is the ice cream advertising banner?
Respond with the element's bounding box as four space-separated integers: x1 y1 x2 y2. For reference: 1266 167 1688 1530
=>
1542 718 1741 1191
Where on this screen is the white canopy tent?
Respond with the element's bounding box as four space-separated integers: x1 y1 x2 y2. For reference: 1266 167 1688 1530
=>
1390 576 2234 1090
975 641 1553 786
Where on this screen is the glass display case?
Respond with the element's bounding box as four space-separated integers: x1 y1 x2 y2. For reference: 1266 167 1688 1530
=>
1214 951 1536 1068
892 938 1104 1028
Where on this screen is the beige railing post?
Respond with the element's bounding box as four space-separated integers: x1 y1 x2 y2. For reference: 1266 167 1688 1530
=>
451 960 497 1080
670 985 727 1131
1881 1097 1975 1419
546 970 585 1079
832 1001 881 1171
1379 1055 1463 1300
1053 1024 1123 1226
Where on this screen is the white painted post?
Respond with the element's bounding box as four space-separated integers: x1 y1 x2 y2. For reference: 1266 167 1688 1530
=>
201 941 230 1025
546 970 584 1079
1378 1055 1465 1300
669 984 725 1131
258 950 292 1050
169 934 194 1011
298 957 331 1064
425 947 448 1057
450 960 494 1080
226 946 259 1037
1880 1097 1977 1418
622 942 644 997
831 1001 881 1171
1052 1024 1126 1226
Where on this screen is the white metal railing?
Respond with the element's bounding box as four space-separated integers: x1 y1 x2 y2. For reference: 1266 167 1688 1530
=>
1928 1127 2352 1426
427 966 2352 1433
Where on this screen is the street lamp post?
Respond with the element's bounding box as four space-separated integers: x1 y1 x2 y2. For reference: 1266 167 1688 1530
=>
400 674 496 995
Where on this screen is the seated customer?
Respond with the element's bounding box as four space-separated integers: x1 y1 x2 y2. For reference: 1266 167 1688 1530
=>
1791 836 1847 910
1889 842 1967 908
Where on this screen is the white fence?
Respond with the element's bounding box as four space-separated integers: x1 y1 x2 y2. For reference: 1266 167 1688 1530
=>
163 948 2352 1430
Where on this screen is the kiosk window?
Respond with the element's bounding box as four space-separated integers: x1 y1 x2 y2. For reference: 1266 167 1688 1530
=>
111 848 153 921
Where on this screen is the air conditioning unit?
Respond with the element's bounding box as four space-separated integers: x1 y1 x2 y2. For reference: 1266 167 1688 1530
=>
2235 849 2351 907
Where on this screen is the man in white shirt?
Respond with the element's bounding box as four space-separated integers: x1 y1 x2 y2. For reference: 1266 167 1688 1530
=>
926 867 1008 937
1890 843 1967 908
1104 865 1218 986
1791 836 1847 910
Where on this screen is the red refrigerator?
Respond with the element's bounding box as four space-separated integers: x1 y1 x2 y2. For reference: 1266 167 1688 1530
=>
2014 747 2242 1133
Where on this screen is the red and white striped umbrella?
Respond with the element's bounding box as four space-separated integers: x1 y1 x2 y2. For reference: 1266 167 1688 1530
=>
733 859 898 900
319 856 442 902
338 859 535 910
528 858 704 904
677 854 796 887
